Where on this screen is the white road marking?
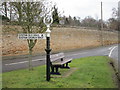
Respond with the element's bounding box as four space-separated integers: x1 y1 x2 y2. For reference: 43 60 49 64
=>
32 58 45 62
109 46 114 50
109 46 118 57
5 61 28 66
5 58 44 66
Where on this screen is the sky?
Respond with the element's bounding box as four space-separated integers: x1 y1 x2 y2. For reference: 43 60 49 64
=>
50 0 119 21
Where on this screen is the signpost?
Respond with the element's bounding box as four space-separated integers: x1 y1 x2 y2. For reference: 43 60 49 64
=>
18 33 46 39
43 15 53 81
18 14 53 81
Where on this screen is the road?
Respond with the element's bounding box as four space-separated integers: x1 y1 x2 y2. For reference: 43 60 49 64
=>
2 44 119 72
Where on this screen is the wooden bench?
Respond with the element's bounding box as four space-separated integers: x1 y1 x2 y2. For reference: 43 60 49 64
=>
50 52 72 75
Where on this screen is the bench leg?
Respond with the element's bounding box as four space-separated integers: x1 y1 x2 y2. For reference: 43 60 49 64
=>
55 67 61 75
60 63 70 69
66 63 69 68
56 67 59 73
51 66 54 73
61 64 65 68
50 66 61 75
66 63 70 68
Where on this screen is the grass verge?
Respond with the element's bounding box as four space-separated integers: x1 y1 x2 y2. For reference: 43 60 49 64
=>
2 56 117 88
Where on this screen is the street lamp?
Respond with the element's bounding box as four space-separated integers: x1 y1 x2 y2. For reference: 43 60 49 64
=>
43 15 53 81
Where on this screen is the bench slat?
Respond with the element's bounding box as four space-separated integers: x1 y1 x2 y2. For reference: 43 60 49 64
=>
50 53 64 62
52 58 72 65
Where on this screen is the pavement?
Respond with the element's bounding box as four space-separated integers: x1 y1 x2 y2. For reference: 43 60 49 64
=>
2 44 119 72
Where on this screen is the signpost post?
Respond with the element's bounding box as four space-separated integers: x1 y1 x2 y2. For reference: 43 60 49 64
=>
43 15 53 81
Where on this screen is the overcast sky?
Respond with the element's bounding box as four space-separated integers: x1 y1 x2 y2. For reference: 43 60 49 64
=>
51 0 119 21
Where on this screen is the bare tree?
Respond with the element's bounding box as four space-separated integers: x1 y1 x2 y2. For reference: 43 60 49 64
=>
11 1 52 70
3 2 7 17
107 8 119 31
9 2 12 21
0 2 14 22
1 2 8 17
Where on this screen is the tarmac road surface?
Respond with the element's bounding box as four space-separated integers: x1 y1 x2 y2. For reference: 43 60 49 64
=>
2 44 119 72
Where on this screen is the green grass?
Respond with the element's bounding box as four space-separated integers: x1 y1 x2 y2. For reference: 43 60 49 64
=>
2 56 117 88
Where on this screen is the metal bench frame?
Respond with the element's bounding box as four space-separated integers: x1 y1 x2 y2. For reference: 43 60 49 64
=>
50 53 72 75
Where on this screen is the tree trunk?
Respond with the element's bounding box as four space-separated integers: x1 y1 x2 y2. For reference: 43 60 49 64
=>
10 3 12 22
4 2 7 17
28 48 33 70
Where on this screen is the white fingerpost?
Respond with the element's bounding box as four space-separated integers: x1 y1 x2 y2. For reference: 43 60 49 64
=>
43 15 53 37
43 15 53 81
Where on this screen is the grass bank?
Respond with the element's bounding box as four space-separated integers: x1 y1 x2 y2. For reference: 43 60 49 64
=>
3 56 117 88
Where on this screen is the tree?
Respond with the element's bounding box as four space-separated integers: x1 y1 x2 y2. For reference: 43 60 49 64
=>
52 5 59 24
3 2 7 17
73 16 81 26
11 1 51 70
1 2 15 22
60 15 81 26
68 15 73 26
1 2 8 18
64 17 69 25
0 15 9 21
107 18 118 30
82 16 96 27
112 8 118 18
107 8 119 31
81 16 105 28
9 2 13 21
